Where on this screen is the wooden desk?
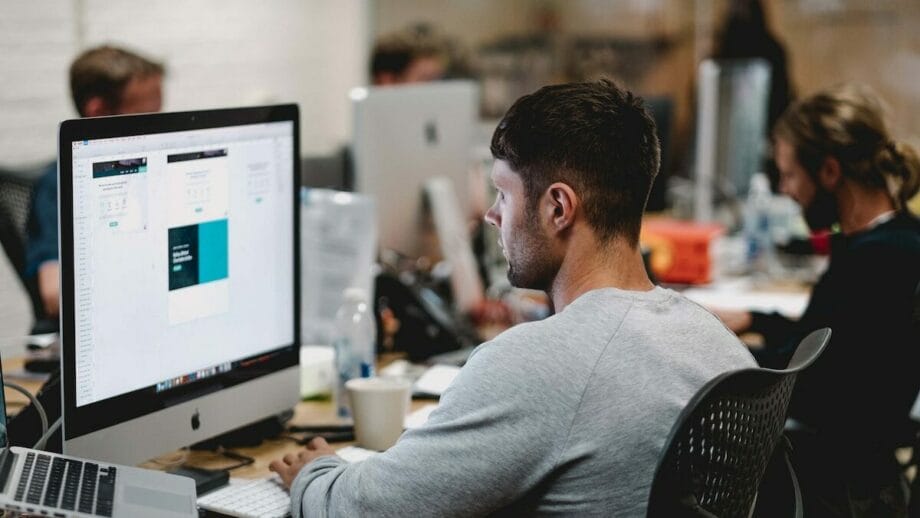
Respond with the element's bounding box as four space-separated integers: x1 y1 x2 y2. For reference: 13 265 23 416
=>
3 353 433 479
2 356 50 412
141 398 434 479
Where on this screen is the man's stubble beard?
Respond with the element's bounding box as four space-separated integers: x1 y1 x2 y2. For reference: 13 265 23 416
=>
803 185 839 232
506 207 558 292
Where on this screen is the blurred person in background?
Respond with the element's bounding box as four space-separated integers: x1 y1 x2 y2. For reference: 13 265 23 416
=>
715 84 920 517
711 0 794 136
370 26 449 86
711 0 795 194
26 45 164 321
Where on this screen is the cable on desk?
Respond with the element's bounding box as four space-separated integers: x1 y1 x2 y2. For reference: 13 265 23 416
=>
4 380 48 443
33 416 61 450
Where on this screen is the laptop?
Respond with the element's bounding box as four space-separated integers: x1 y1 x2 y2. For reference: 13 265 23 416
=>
0 355 198 517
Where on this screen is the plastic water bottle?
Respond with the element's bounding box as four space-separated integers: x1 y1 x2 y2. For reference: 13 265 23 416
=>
332 287 376 419
743 172 775 276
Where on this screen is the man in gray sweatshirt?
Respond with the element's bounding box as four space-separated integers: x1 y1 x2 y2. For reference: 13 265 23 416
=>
271 79 755 517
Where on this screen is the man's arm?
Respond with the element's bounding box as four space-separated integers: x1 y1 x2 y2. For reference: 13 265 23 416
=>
278 340 572 518
37 261 60 317
25 165 61 316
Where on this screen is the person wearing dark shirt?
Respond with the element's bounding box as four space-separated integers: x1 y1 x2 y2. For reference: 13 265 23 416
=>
711 0 795 193
711 0 794 134
716 84 920 517
25 45 164 320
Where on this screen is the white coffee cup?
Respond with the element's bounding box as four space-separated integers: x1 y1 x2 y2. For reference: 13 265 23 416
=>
346 377 412 451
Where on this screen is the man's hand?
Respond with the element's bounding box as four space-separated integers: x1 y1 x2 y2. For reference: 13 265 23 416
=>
269 437 338 489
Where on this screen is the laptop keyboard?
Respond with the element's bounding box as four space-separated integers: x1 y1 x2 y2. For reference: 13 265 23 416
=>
14 451 117 517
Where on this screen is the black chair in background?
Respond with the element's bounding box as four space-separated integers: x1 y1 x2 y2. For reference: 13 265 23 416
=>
0 164 57 334
906 280 920 518
647 328 832 518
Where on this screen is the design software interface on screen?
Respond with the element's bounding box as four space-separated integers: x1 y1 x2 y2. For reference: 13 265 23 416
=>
69 122 295 408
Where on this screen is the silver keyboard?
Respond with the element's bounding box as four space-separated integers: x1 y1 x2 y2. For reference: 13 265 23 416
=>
197 475 290 518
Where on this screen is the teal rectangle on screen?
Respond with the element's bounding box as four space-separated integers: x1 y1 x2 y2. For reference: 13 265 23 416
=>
198 219 228 284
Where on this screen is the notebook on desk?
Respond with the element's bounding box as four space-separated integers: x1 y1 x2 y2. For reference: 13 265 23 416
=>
0 354 198 517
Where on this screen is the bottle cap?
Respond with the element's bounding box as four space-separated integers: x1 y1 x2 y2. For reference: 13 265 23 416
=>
749 172 770 194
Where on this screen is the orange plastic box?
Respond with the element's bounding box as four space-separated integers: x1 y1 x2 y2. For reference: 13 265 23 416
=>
640 218 725 285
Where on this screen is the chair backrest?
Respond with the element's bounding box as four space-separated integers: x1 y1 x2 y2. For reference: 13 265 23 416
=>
646 328 831 517
0 168 34 275
0 165 50 326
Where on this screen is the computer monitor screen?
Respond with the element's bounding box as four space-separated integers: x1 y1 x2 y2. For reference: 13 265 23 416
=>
351 80 479 258
58 105 300 465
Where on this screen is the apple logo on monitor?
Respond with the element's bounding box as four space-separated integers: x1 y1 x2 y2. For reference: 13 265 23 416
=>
424 121 439 146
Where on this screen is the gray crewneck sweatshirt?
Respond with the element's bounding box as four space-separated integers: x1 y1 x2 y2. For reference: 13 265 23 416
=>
290 287 755 517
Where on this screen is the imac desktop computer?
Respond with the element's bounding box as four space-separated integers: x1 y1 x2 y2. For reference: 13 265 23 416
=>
350 81 485 361
58 105 300 466
350 80 479 259
693 58 771 223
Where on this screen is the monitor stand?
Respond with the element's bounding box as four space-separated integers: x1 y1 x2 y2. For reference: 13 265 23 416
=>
189 410 293 450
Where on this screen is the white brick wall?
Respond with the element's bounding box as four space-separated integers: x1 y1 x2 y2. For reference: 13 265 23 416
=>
80 0 369 155
0 2 79 168
0 0 368 168
0 1 368 340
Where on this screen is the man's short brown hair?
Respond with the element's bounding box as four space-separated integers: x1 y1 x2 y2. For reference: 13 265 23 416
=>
491 79 661 245
70 45 164 116
370 29 445 80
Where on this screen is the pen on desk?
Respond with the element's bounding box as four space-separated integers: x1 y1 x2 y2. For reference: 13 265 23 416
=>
288 424 354 434
299 431 355 444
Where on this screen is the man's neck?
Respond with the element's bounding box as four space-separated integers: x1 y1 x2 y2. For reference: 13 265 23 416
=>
836 181 896 235
548 236 654 312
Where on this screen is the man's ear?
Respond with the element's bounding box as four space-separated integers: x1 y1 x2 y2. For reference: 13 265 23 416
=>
545 182 578 233
81 96 111 118
817 156 842 191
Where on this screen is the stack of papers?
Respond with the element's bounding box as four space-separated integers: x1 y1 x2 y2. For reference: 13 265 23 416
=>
412 365 461 397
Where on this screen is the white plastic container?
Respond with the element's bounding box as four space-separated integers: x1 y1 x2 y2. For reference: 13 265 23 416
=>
743 173 776 276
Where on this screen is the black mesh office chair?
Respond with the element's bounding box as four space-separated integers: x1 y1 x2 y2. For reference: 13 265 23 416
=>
646 328 832 518
0 165 57 334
